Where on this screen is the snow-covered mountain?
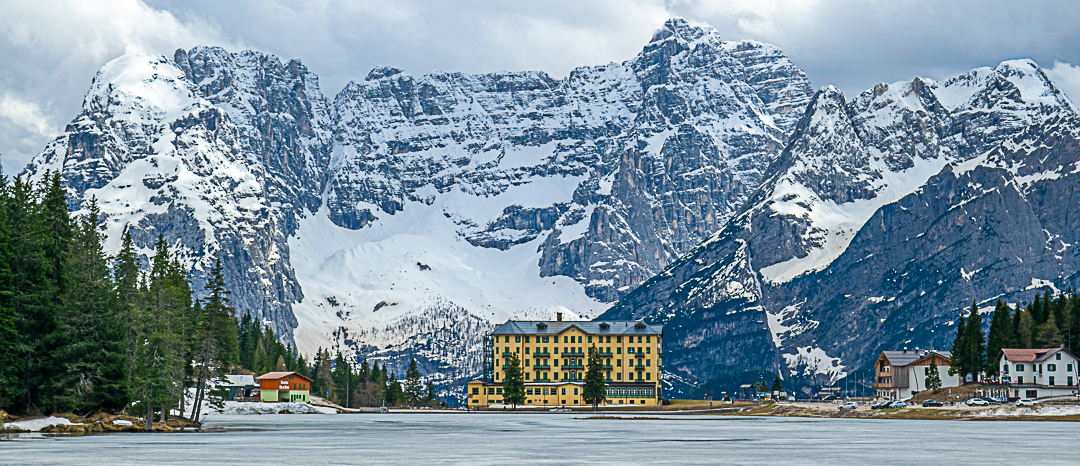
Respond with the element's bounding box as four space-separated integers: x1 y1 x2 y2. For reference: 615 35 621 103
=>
602 59 1080 394
21 19 813 382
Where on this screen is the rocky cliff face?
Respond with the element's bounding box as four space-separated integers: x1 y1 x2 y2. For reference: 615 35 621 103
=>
602 59 1080 394
21 19 814 382
23 54 301 337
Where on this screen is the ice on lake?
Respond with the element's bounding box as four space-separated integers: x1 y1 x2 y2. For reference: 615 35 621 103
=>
4 413 1079 464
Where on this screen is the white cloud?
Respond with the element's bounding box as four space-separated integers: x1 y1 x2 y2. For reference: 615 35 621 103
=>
0 94 56 139
1046 61 1080 110
0 0 236 174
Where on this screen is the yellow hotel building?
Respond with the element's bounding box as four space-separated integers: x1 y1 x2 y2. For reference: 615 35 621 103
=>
467 316 663 407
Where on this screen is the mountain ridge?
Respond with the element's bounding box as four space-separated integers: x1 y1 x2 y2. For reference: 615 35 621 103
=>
21 19 815 384
601 57 1080 394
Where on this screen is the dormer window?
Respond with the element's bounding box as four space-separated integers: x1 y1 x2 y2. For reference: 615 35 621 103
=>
536 323 548 331
635 322 646 330
599 323 610 331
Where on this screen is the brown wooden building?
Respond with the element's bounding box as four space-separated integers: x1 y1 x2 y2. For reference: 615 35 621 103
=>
872 350 960 400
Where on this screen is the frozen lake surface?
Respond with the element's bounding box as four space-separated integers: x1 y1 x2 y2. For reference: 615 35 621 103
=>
6 412 1079 464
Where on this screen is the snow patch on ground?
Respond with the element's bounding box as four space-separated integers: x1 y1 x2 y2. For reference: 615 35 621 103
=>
6 416 77 432
973 405 1080 417
210 401 337 415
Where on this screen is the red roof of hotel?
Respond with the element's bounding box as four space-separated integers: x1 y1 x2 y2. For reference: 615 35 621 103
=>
1000 348 1060 363
257 371 312 382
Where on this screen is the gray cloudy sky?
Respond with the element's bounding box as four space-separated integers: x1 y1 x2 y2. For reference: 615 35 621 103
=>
3 0 1080 175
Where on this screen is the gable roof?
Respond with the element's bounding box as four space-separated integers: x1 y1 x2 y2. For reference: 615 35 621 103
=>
491 320 662 336
880 350 951 367
257 371 313 382
223 374 256 387
1000 347 1077 363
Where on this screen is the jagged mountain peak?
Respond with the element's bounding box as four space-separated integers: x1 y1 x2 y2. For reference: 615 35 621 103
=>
365 65 405 81
650 18 715 44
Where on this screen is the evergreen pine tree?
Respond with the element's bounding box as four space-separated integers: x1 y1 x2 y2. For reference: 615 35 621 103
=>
771 375 784 393
1013 301 1024 347
423 381 436 406
385 371 404 406
1036 314 1064 348
1070 292 1080 356
0 174 22 409
314 349 334 401
1017 310 1034 348
926 359 943 390
948 314 967 377
985 300 1015 379
238 312 254 371
1032 292 1047 326
9 176 55 411
581 345 606 410
1060 293 1076 353
404 357 423 406
190 258 239 421
358 359 370 383
52 201 129 412
134 235 188 430
501 352 525 409
963 301 985 381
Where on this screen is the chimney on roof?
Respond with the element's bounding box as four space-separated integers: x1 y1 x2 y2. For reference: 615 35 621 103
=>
903 347 907 353
557 312 563 322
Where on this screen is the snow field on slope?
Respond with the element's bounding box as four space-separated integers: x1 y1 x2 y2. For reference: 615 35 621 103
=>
289 175 607 357
759 151 950 284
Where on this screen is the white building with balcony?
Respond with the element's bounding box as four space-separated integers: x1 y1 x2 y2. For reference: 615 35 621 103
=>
998 348 1080 400
872 349 960 400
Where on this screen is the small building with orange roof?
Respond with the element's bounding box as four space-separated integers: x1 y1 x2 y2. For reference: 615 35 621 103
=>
257 371 313 403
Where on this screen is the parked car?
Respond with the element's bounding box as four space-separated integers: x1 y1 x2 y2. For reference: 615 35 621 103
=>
888 401 907 409
1016 399 1038 407
967 398 990 406
839 401 858 410
921 399 943 407
870 401 890 410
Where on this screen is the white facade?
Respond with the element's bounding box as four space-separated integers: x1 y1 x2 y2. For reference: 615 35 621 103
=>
999 348 1080 400
877 364 961 399
874 350 961 400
